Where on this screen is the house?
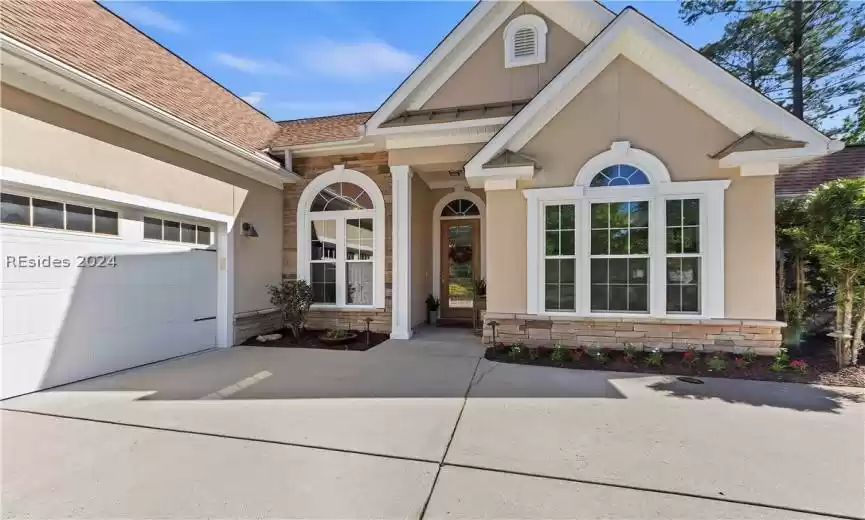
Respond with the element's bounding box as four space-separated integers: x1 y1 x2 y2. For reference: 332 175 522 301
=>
0 0 843 398
776 144 864 197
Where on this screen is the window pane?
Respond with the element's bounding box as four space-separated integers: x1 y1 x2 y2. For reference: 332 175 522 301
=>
609 258 628 283
630 201 649 227
346 263 373 305
560 230 575 256
590 259 607 284
681 257 700 285
95 209 119 235
609 203 630 228
666 258 682 284
545 231 560 256
666 258 700 314
312 182 373 211
559 259 575 284
682 227 700 253
590 284 608 311
629 286 648 312
1 193 30 225
196 226 211 245
560 284 575 311
346 218 374 260
667 285 682 313
181 222 196 243
666 199 682 227
630 228 649 255
311 220 336 260
666 227 683 254
629 258 648 283
163 220 180 242
65 204 93 232
560 205 575 229
610 229 628 255
311 263 337 303
591 203 608 228
545 284 559 311
32 198 64 229
545 205 560 229
590 230 608 255
609 286 628 311
143 217 162 239
683 199 700 226
545 259 559 283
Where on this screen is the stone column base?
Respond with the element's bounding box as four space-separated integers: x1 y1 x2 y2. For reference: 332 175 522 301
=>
481 312 784 355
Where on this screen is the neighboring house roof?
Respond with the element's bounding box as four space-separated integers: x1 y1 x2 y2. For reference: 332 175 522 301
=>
776 145 865 197
381 99 529 128
271 113 372 148
0 0 278 153
710 131 807 159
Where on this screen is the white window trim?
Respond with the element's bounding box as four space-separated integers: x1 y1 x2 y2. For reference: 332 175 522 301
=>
524 142 729 319
296 166 386 310
503 14 548 68
1 188 121 238
141 214 214 247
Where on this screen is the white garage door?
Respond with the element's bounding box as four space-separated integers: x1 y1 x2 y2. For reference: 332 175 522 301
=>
1 191 217 399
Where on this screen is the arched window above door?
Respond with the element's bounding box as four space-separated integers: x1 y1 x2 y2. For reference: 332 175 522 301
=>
441 199 480 217
310 182 374 211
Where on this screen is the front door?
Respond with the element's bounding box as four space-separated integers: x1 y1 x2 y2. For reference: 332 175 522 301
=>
440 220 480 320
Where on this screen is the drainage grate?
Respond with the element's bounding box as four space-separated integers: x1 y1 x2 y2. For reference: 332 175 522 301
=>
677 376 704 384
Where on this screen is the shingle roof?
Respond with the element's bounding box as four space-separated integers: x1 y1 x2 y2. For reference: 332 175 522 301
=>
710 131 807 159
271 112 372 148
380 99 530 128
777 145 865 197
1 0 278 153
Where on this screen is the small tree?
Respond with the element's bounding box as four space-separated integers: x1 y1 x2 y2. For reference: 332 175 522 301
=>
776 197 810 330
267 278 314 340
805 178 865 366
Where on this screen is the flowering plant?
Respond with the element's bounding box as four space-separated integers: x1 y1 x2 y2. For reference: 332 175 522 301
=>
789 359 808 374
681 347 699 369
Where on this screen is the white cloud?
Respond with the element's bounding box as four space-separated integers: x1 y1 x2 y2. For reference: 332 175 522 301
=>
213 53 291 76
241 92 267 106
113 4 186 34
299 40 418 81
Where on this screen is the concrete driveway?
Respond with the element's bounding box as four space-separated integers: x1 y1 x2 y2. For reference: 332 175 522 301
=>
2 329 863 519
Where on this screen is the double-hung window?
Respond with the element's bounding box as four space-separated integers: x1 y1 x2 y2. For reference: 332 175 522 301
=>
307 182 377 307
527 143 728 319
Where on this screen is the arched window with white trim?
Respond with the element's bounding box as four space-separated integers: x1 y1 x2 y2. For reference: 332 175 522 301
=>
297 167 385 309
524 141 730 319
503 14 548 68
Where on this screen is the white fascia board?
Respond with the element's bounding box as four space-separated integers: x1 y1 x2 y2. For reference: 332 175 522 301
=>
364 1 500 132
384 122 504 150
1 35 299 188
530 0 615 43
370 116 511 137
279 140 379 158
467 9 836 182
718 146 834 168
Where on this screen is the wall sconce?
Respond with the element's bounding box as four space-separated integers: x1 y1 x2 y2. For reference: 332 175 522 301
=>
241 222 259 238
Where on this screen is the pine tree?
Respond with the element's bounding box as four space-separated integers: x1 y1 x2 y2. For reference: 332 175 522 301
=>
841 95 864 144
680 1 865 135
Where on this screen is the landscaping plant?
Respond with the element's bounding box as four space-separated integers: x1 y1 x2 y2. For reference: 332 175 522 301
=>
267 277 314 340
324 328 349 340
707 354 727 372
587 345 609 365
742 348 758 366
645 348 664 368
623 343 639 365
681 346 699 370
528 347 540 361
509 343 525 360
770 347 790 373
790 359 809 374
733 355 747 369
570 346 586 362
551 344 569 365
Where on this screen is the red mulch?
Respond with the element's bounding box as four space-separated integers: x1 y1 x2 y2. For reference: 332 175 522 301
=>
241 328 389 351
485 339 864 388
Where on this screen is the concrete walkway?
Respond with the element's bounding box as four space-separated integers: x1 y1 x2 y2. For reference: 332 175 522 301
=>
2 330 863 519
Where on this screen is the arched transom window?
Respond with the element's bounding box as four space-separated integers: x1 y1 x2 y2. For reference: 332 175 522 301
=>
298 169 385 308
589 165 650 187
441 199 480 217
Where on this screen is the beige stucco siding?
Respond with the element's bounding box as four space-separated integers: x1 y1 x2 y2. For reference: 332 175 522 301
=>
422 3 585 110
0 84 283 314
517 57 775 319
485 189 527 313
411 175 433 326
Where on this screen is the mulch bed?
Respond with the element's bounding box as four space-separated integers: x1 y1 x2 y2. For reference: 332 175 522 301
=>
485 337 864 388
241 328 389 351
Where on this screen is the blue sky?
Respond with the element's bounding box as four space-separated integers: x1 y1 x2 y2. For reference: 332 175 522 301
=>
102 1 725 121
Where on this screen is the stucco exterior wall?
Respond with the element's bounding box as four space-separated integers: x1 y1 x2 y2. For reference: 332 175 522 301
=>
284 152 393 333
411 175 433 327
422 3 585 110
0 84 282 315
517 57 776 320
485 189 527 313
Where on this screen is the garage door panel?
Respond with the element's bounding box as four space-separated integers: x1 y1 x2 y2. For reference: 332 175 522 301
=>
1 221 217 399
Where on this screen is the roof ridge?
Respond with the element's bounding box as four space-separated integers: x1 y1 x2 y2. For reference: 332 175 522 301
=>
276 111 374 125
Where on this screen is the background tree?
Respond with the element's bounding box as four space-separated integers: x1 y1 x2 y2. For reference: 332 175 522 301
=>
841 95 865 143
680 1 865 136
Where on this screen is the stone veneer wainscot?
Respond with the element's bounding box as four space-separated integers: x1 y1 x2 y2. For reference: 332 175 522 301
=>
482 312 784 355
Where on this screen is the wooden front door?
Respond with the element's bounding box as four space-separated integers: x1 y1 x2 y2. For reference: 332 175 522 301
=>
440 219 480 320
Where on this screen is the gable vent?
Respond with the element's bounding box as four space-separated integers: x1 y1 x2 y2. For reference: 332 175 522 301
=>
513 27 536 58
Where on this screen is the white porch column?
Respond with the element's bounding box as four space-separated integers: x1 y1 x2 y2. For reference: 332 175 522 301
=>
216 221 235 347
390 165 413 339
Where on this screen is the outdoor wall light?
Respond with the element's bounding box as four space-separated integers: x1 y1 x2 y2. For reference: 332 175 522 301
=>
241 222 259 238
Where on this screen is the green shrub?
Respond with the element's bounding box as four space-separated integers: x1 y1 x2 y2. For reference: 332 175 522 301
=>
551 344 569 364
645 349 664 367
707 354 727 372
509 343 525 360
267 278 314 339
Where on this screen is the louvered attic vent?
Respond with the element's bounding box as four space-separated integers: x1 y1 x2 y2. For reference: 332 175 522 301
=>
513 27 536 58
